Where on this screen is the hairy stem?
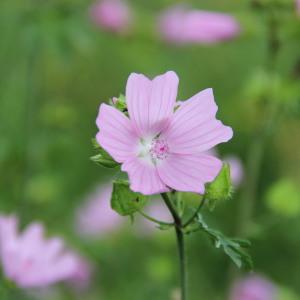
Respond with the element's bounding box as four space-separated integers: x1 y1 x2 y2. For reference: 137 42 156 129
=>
161 193 187 300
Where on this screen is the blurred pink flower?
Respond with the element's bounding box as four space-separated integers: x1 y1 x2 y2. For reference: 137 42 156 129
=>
96 71 233 195
67 256 93 291
89 0 132 33
0 215 80 288
141 200 173 233
159 6 240 45
224 155 244 187
230 275 276 300
297 0 300 15
75 184 123 238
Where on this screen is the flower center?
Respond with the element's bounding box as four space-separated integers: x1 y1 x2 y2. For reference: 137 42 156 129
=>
137 136 169 165
150 138 169 160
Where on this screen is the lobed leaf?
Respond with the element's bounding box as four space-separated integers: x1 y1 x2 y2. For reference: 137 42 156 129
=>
111 180 148 216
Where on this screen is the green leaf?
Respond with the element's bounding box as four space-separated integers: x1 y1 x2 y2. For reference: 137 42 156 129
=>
195 214 253 270
91 139 119 169
205 163 232 210
111 180 148 216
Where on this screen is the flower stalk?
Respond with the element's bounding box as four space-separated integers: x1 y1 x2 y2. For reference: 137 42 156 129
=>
161 193 187 300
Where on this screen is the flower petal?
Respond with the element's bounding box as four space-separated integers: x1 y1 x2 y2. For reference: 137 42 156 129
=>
157 153 222 193
121 158 169 195
163 88 233 154
126 71 179 135
96 103 138 163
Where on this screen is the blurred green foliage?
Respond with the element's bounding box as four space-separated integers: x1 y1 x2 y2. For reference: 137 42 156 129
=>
0 0 299 299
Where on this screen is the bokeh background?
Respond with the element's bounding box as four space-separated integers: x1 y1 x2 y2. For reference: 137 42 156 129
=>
0 0 300 299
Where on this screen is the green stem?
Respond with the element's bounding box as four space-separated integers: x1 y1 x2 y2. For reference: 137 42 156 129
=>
161 193 187 300
183 196 206 228
137 210 173 227
175 226 187 300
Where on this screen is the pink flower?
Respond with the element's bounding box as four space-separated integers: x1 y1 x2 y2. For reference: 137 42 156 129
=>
96 71 233 195
75 184 123 238
0 215 80 288
224 155 244 187
89 0 132 33
297 0 300 15
159 6 240 45
230 275 276 300
66 257 93 291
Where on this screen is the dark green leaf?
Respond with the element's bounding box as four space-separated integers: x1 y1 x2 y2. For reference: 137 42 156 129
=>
195 214 253 270
111 180 148 216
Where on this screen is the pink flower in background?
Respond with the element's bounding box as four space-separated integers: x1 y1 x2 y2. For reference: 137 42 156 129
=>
67 257 93 291
75 184 123 238
230 275 276 300
224 155 244 187
0 215 80 288
297 0 300 15
90 0 132 33
159 6 240 45
96 71 233 195
141 201 173 232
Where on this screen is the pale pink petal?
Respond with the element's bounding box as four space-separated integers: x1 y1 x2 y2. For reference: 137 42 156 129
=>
96 103 138 163
0 215 18 248
157 153 222 193
163 88 233 154
19 223 44 259
126 71 179 136
43 238 64 261
121 158 168 195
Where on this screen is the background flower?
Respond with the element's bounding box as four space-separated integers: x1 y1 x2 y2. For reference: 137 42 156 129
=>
0 215 81 288
75 184 123 238
89 0 132 33
230 275 276 300
224 155 244 187
159 6 240 45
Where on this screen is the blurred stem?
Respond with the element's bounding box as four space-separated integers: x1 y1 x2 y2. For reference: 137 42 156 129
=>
237 1 281 236
161 193 187 300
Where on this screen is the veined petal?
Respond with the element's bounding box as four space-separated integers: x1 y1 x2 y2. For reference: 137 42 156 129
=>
96 103 138 163
126 71 179 136
157 153 222 193
121 158 169 195
163 88 233 154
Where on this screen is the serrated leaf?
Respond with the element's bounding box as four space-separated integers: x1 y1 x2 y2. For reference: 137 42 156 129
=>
111 180 148 216
91 139 119 169
195 214 253 270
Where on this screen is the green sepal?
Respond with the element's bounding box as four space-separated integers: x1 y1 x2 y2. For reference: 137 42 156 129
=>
91 139 119 169
110 94 127 112
111 180 148 216
204 163 233 211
